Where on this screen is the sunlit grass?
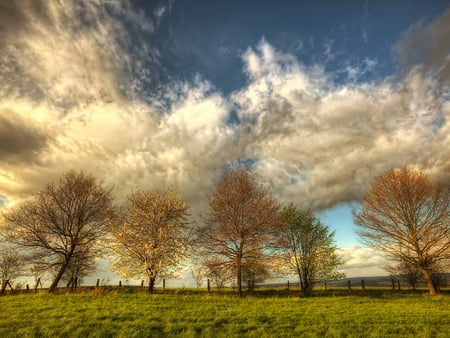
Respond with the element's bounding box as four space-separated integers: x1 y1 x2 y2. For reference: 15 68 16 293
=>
0 289 449 337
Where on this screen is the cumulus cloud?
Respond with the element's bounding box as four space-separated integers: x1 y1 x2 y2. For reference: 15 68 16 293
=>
0 1 448 221
394 7 450 88
339 245 388 277
233 38 450 210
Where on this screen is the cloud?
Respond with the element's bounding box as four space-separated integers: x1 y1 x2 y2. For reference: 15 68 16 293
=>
233 39 450 210
394 7 450 88
0 1 448 222
0 107 51 164
339 245 388 277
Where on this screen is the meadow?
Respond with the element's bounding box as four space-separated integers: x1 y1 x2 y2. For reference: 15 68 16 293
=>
0 289 449 337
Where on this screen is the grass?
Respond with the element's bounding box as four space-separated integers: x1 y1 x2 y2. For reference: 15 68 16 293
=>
0 289 449 337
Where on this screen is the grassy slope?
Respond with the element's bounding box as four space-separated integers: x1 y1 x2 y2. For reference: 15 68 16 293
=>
0 290 449 337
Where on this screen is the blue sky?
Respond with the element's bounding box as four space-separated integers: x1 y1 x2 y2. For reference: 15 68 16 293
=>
0 0 449 279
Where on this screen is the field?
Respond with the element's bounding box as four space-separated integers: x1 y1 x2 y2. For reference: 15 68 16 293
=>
1 289 449 337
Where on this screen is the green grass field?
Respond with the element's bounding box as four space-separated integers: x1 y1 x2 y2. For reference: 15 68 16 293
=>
1 289 449 337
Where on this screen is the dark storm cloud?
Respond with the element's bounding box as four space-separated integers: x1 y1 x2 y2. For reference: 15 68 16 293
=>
0 108 50 164
394 7 450 87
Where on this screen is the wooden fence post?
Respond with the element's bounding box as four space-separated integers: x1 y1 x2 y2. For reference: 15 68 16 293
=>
207 279 210 293
324 281 328 291
35 278 41 292
287 280 290 291
141 280 144 289
96 279 100 288
163 279 165 292
347 280 352 292
361 280 365 291
26 284 30 292
119 280 122 288
397 279 401 291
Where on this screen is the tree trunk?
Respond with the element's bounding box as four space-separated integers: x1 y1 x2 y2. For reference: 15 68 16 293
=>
303 280 313 297
49 263 68 291
148 277 156 293
237 256 242 297
422 269 438 296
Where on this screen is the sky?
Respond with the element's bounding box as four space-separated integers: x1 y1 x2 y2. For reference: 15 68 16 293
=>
0 0 449 282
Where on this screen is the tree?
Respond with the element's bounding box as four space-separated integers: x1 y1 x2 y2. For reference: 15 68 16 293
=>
191 265 204 289
202 256 233 291
276 204 344 296
109 187 190 293
354 167 450 295
197 168 279 296
60 251 97 289
2 170 114 291
0 247 23 293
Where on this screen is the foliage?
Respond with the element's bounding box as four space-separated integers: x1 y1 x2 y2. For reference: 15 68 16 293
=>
354 167 450 295
0 292 449 337
109 187 190 292
276 204 345 296
197 168 279 296
2 170 114 291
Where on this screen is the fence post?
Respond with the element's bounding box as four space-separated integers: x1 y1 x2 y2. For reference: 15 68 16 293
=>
207 278 210 293
119 280 122 288
287 280 290 291
163 279 165 292
35 278 41 292
96 279 100 288
26 284 30 292
347 280 352 292
324 281 328 291
141 280 144 289
397 279 401 291
361 279 365 291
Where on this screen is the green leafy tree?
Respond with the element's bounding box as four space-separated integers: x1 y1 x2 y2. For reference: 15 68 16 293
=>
276 204 344 296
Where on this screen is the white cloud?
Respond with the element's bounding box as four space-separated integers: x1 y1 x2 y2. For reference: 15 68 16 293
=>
233 40 450 209
339 245 388 277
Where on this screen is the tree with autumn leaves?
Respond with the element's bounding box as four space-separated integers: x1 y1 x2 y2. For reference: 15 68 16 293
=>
355 167 450 296
196 168 280 296
108 187 191 293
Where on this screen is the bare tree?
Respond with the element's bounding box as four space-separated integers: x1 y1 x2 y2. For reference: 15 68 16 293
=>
109 187 190 293
191 266 204 289
0 247 23 293
202 256 233 291
197 168 279 296
276 204 345 296
354 167 450 295
60 252 97 289
2 170 114 291
398 261 422 290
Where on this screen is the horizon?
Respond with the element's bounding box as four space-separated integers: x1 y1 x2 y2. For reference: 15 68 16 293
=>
0 1 449 280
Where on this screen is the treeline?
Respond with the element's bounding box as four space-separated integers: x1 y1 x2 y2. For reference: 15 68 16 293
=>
1 167 449 296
